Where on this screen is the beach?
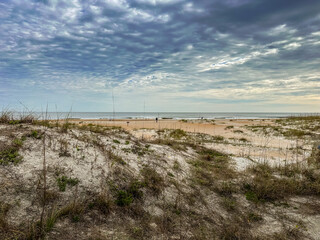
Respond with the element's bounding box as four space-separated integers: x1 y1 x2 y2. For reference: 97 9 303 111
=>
67 118 310 164
70 118 274 134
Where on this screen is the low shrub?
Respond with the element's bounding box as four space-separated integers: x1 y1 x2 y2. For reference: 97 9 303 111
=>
141 167 164 196
0 138 24 165
169 129 187 139
56 176 79 192
115 190 133 206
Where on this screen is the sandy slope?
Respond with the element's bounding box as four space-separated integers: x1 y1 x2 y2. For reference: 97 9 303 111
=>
0 122 320 239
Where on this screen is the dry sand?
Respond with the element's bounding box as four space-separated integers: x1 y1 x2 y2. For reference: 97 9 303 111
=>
70 118 272 134
66 118 310 165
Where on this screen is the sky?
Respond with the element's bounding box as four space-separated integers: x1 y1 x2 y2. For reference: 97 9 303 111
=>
0 0 320 112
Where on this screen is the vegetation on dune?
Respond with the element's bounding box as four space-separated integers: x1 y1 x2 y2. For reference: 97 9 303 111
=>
0 114 320 239
169 129 188 139
140 167 164 196
245 115 320 138
0 110 36 125
56 176 80 192
242 149 320 203
0 137 25 165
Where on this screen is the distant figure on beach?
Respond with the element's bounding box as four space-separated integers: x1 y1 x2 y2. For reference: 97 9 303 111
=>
201 117 203 120
155 117 158 123
126 121 129 126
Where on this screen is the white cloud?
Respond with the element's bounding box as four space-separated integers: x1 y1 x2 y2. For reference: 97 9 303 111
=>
103 0 129 10
311 31 320 36
268 24 297 35
199 48 278 71
283 42 301 50
182 2 203 13
125 8 170 23
186 44 193 50
135 0 184 5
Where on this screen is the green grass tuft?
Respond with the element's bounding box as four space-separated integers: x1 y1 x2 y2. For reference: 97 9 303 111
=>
56 176 79 192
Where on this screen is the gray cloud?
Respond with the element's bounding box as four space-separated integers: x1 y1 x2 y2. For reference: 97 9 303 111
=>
0 0 319 111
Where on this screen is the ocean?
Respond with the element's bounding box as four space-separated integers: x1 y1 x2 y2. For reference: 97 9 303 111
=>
27 112 319 120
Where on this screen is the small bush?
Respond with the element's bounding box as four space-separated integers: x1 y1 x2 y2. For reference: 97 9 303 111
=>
0 144 23 165
29 130 42 139
169 129 187 139
45 209 60 232
215 181 236 197
56 176 79 192
283 129 311 138
219 217 253 240
221 197 236 211
245 190 259 203
58 139 71 157
9 120 20 125
13 138 23 147
89 195 112 215
131 143 150 156
0 202 10 230
239 138 249 143
128 181 144 199
233 130 244 134
173 160 181 171
141 167 164 196
197 147 226 162
191 147 235 182
212 135 224 142
110 179 144 207
115 190 133 206
191 166 215 187
247 212 263 222
57 202 85 222
159 139 188 151
60 122 71 133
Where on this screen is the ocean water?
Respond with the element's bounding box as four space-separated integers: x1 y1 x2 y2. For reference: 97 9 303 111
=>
28 112 319 120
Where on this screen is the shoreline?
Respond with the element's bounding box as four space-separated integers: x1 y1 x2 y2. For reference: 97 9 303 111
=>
10 111 319 121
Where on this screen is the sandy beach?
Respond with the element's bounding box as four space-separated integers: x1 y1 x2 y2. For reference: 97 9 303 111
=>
69 118 274 134
65 118 312 164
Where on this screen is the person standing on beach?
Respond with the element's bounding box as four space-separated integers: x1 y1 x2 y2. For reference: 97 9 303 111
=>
155 117 158 123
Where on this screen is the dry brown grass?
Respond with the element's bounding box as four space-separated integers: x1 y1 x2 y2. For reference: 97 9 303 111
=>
0 110 36 124
243 147 320 203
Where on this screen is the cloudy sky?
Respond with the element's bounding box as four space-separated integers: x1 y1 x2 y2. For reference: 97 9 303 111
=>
1 0 320 112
